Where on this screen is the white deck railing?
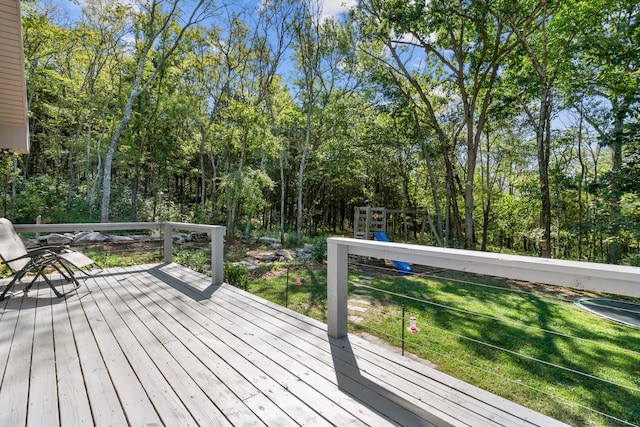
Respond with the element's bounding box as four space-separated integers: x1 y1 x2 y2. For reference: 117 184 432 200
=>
327 237 640 338
13 221 226 286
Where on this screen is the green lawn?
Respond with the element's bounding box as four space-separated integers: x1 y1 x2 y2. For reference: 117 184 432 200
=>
247 266 640 427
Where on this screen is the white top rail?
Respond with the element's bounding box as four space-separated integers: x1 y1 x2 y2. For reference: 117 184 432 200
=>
12 221 226 286
327 238 640 338
13 222 162 233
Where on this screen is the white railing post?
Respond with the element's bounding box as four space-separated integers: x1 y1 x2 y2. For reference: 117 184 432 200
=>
211 226 225 285
328 238 349 338
164 222 173 263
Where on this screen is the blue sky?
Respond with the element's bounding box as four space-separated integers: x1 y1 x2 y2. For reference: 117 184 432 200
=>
54 0 354 22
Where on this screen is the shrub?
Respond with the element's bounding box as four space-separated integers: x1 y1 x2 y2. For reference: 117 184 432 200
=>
224 264 248 290
174 249 209 275
311 237 327 262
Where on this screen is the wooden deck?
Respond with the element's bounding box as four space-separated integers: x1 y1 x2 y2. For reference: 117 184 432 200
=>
0 263 567 426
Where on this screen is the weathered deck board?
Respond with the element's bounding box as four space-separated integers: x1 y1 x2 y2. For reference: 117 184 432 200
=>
87 272 202 426
154 266 442 426
198 273 548 427
130 267 382 426
0 287 36 426
52 288 93 426
124 267 332 426
0 263 568 427
27 286 58 427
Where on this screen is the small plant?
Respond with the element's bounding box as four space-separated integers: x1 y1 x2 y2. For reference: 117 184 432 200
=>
250 262 280 277
224 264 248 290
174 249 209 275
0 263 12 279
84 249 161 268
311 237 327 262
285 232 299 248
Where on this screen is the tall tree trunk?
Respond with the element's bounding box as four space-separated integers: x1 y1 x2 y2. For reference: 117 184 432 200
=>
538 86 553 258
100 0 211 222
577 106 585 260
481 132 491 252
200 128 206 213
101 96 136 222
297 101 312 246
210 153 218 224
2 169 7 218
10 156 16 220
280 150 286 244
66 153 74 211
415 109 444 245
607 111 624 264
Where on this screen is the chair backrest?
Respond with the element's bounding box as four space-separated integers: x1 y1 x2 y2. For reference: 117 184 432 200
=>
0 218 29 272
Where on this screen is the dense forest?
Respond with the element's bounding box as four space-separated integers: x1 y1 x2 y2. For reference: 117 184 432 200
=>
2 0 639 264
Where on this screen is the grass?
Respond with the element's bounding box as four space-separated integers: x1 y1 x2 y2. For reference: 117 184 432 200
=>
84 248 161 268
247 266 329 322
248 266 640 427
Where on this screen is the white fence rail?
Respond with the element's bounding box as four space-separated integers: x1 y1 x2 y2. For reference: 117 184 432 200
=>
327 237 640 338
13 221 226 286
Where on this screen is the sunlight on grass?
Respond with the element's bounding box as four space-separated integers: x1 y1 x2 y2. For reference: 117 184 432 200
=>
83 249 161 268
249 267 640 427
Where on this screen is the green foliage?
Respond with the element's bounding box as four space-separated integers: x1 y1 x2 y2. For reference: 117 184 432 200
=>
250 261 281 276
248 268 328 321
0 263 12 279
13 175 91 223
285 232 300 248
83 249 160 268
174 249 209 275
311 237 327 262
12 0 640 264
224 264 249 290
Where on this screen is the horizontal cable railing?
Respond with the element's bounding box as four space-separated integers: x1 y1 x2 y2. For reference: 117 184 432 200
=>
329 238 640 426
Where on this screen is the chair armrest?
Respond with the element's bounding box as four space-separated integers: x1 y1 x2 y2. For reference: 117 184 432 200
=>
27 245 70 254
4 248 60 264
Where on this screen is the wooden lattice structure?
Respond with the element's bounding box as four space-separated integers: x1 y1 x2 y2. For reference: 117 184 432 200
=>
353 207 386 239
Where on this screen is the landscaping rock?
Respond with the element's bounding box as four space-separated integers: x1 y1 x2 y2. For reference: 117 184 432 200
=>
296 248 312 259
109 235 135 244
23 238 39 249
191 232 209 242
258 236 279 246
229 260 255 268
275 249 295 261
249 251 280 262
172 232 191 244
239 236 257 244
74 231 109 244
43 233 73 245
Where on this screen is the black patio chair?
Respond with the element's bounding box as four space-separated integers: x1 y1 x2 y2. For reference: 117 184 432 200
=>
0 218 100 300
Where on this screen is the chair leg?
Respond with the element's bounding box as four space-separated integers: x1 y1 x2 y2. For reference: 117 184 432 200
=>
22 260 81 298
56 261 81 293
36 262 80 298
0 269 28 300
2 258 83 301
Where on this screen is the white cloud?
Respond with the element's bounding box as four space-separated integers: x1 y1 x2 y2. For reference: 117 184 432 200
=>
320 0 356 21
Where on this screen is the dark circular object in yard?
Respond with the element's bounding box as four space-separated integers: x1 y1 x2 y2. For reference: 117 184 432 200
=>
574 298 640 328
